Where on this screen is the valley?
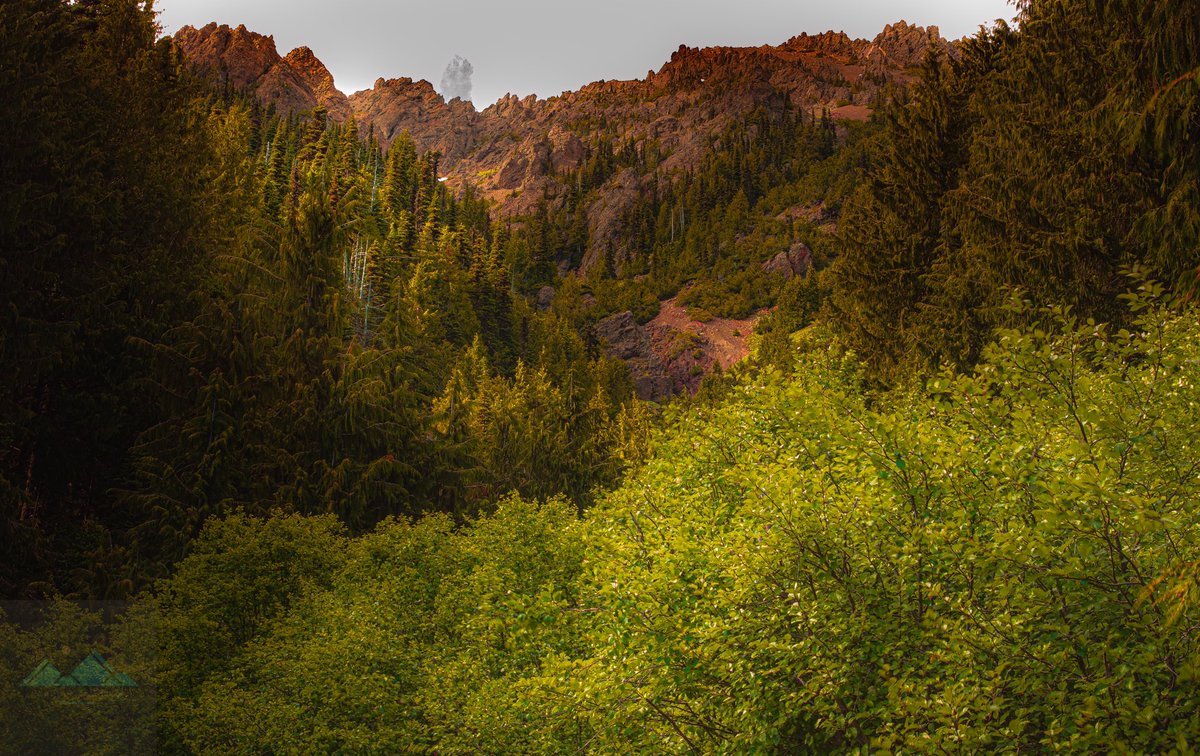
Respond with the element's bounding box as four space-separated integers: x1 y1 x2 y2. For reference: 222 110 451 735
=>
3 1 1200 750
172 20 927 395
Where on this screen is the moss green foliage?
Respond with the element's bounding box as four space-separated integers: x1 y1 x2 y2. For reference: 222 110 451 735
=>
6 0 1200 748
568 290 1200 751
140 289 1200 751
147 498 585 752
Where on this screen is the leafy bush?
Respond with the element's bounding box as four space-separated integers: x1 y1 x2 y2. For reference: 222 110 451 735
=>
566 290 1200 751
153 291 1200 752
157 499 586 753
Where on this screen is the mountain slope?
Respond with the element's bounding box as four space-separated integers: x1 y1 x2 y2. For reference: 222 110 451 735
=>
172 21 948 222
170 21 948 400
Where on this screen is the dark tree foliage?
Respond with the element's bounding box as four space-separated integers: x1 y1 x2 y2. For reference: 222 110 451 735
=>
0 0 642 597
829 0 1200 380
0 0 220 596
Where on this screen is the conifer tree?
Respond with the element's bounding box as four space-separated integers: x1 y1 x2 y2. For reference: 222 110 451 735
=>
1 0 222 594
828 50 969 378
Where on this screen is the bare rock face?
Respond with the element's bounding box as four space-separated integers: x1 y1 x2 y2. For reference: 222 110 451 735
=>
645 298 764 397
171 22 948 266
174 24 356 119
762 242 813 279
496 152 530 190
173 23 287 92
549 128 586 174
866 20 956 69
646 325 714 397
782 30 860 57
595 300 766 401
250 63 320 115
594 312 671 401
594 311 649 361
348 77 481 158
174 24 320 113
582 168 643 274
284 46 352 120
535 286 556 311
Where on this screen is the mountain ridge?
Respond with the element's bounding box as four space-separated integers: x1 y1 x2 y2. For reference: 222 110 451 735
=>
173 20 948 112
171 20 950 396
172 21 948 231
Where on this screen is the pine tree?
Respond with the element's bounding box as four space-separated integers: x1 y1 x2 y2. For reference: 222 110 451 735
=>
0 0 223 595
827 50 970 378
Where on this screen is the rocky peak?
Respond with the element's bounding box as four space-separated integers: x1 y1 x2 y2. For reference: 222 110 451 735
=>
354 77 451 117
284 45 352 119
781 30 859 57
371 77 439 97
348 77 480 155
173 23 319 114
482 93 545 127
173 19 935 271
867 21 953 68
174 23 283 91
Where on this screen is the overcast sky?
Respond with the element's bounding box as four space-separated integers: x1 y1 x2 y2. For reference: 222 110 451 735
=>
157 0 1016 109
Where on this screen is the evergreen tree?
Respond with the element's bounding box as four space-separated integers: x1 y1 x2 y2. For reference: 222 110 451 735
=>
828 50 970 378
0 0 222 595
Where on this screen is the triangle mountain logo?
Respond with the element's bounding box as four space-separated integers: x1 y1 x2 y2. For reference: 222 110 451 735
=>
20 652 137 688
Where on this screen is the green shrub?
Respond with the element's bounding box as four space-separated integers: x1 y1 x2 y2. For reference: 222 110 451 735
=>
567 292 1200 751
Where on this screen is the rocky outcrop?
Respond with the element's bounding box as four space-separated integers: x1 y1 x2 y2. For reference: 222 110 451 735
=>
347 77 481 160
173 23 282 91
645 325 713 398
865 21 956 69
174 23 319 114
174 24 353 118
594 299 765 401
172 21 948 277
594 311 651 361
647 298 764 396
582 168 643 274
549 128 586 174
762 242 813 279
284 46 352 119
781 30 861 57
594 312 671 401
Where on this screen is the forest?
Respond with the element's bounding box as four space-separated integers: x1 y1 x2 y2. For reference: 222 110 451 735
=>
2 0 1200 751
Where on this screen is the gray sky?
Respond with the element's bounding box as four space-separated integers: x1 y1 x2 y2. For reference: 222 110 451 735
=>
157 0 1016 109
